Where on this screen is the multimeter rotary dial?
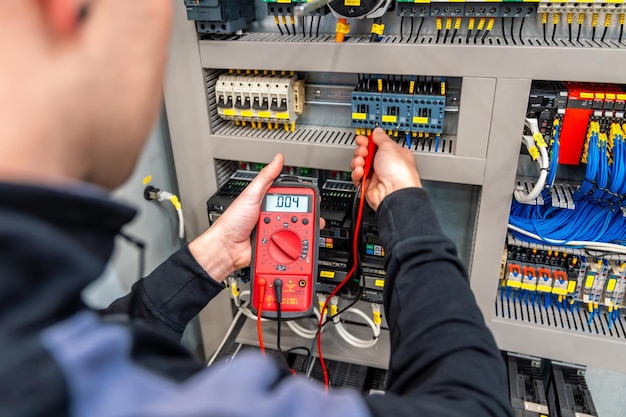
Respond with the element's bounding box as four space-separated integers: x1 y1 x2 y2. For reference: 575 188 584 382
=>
268 230 302 264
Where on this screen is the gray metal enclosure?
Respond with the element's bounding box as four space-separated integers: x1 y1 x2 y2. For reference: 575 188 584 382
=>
164 1 626 372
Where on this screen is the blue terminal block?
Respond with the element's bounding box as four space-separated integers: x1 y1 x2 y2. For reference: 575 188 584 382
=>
380 94 413 132
351 92 381 130
410 95 446 134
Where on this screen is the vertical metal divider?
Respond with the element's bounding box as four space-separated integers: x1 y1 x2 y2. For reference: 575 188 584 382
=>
468 78 532 323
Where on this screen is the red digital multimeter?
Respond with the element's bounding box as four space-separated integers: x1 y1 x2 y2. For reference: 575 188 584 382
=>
250 180 320 319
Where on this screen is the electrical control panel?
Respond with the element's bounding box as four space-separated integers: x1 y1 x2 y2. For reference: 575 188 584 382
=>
498 80 626 354
170 0 626 381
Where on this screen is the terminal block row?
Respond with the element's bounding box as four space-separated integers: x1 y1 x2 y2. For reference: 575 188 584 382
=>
503 235 626 314
396 1 538 18
351 76 447 135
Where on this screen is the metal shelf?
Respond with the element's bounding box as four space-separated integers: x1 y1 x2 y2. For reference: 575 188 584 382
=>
199 35 626 82
489 319 626 373
236 318 390 369
209 125 486 185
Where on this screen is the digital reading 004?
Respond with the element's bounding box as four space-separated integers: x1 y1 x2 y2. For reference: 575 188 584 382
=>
264 194 310 213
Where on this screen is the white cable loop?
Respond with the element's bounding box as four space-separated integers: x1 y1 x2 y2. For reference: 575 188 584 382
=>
333 308 380 348
508 224 626 254
236 290 269 322
514 135 550 204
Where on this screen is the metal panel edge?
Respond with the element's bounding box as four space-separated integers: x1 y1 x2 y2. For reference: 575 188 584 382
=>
209 134 486 185
164 2 232 360
469 78 531 316
491 319 626 373
200 41 626 82
455 78 496 159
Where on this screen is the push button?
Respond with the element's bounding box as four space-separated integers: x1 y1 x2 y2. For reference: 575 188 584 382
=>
264 217 270 224
302 218 309 225
291 216 298 223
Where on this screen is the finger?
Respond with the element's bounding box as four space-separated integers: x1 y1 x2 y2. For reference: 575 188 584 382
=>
351 166 364 185
240 153 284 203
319 218 326 229
353 146 368 158
355 135 369 147
351 156 365 171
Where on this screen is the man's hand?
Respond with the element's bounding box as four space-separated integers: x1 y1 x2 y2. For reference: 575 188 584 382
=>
350 128 422 211
189 154 284 283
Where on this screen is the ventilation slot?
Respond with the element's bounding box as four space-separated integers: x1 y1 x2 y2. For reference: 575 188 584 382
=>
495 291 626 340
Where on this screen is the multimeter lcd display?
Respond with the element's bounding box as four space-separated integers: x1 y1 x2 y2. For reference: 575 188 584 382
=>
264 194 310 213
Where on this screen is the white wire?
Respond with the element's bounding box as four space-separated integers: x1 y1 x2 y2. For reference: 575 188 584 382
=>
176 208 185 240
286 307 321 339
336 323 379 348
156 190 185 240
333 308 380 348
236 290 269 322
508 224 626 254
514 136 549 204
207 307 244 366
236 290 325 332
287 321 317 339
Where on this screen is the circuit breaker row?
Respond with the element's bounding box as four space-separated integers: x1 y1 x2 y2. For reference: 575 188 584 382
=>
215 71 305 131
351 76 447 136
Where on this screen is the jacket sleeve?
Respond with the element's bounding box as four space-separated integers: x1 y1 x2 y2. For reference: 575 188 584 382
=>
100 245 225 341
364 188 512 417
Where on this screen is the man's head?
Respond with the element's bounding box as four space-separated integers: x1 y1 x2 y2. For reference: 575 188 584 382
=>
0 1 172 189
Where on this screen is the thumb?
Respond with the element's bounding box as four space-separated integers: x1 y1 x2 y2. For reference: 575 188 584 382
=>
371 127 391 147
241 154 284 203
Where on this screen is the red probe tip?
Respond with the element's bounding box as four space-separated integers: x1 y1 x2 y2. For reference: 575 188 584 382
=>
363 132 377 179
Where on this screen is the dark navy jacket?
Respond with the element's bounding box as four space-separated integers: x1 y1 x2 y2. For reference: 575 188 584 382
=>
0 182 512 417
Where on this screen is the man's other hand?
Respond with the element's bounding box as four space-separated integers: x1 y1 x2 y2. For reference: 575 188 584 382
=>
350 128 422 211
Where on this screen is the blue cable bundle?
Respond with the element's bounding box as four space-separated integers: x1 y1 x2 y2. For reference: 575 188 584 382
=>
546 122 560 189
509 122 626 248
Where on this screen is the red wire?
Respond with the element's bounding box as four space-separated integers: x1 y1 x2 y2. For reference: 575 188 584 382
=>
317 173 369 391
257 280 267 355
